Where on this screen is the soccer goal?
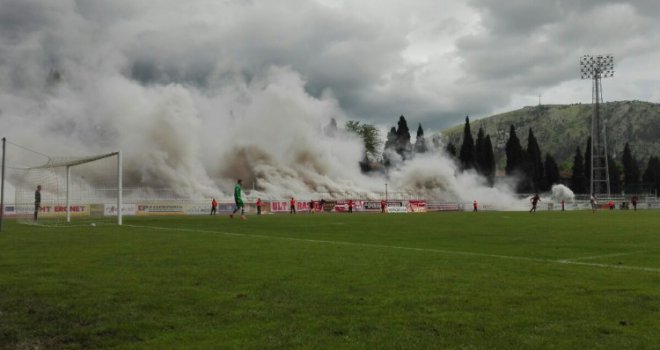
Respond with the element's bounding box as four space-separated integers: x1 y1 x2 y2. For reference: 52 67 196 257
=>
1 138 122 227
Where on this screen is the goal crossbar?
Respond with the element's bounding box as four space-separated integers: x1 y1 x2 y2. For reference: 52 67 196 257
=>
62 151 122 225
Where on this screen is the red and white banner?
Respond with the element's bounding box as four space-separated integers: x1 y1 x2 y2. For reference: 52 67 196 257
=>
408 200 427 213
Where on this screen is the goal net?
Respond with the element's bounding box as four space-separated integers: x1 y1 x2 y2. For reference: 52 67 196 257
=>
2 140 122 227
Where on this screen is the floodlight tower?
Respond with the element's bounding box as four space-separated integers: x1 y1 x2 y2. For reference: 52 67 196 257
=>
580 55 614 198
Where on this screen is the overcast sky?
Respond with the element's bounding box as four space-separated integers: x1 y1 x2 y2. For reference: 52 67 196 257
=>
2 0 660 131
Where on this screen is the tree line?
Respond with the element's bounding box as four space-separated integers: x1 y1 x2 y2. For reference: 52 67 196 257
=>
336 114 660 196
450 120 660 195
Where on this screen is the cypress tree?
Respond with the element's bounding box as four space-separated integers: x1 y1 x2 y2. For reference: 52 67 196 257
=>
543 154 560 191
459 116 476 170
622 143 641 185
505 125 523 176
414 123 427 153
483 135 496 185
475 127 486 174
608 156 622 195
524 128 544 192
642 156 660 196
571 147 588 194
383 126 398 167
396 115 412 159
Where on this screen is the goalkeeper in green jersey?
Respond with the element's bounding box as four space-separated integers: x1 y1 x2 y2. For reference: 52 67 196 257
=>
230 179 246 220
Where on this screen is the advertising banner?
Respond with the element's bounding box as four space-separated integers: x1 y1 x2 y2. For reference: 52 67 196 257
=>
322 201 337 212
270 201 290 213
427 203 460 211
103 204 137 216
36 204 90 218
2 205 16 216
387 201 407 213
408 200 427 213
137 202 185 216
362 201 383 212
184 202 211 215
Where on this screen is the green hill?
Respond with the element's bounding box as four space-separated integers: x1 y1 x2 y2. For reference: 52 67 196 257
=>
440 100 660 170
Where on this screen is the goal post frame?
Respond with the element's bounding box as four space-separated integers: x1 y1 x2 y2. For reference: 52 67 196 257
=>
61 151 122 225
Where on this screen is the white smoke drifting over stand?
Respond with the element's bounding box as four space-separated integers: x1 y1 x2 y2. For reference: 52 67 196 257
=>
0 1 532 209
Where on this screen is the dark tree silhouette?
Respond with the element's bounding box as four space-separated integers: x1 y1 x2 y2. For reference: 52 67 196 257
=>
459 116 476 170
505 125 524 176
482 135 496 185
643 156 660 196
543 154 559 191
414 123 427 153
524 128 544 192
608 156 622 195
622 142 641 185
571 147 588 194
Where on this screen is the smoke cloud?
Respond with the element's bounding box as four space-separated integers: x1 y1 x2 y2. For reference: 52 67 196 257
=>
0 0 569 210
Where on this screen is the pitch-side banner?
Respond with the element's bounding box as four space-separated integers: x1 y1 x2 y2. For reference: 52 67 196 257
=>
362 201 383 212
2 205 16 216
104 204 137 216
136 202 185 216
36 204 90 218
270 201 317 213
387 201 407 213
408 200 427 213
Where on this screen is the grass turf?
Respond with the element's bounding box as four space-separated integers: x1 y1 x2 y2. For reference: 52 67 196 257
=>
1 210 659 349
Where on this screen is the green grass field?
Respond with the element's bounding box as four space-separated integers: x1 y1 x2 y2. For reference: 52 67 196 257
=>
1 211 660 349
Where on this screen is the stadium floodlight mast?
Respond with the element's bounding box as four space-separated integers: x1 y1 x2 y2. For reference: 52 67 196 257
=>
580 54 614 198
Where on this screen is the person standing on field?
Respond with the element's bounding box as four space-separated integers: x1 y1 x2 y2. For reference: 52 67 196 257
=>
381 199 386 213
290 197 296 214
473 200 478 212
631 196 638 211
256 198 262 215
590 195 598 213
348 199 353 213
529 193 540 213
230 179 246 220
210 198 218 215
34 185 42 221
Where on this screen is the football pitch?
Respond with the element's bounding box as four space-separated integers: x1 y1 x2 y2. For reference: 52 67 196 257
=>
1 211 659 349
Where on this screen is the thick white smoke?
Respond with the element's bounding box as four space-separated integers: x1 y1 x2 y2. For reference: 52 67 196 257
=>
0 0 533 209
550 184 575 202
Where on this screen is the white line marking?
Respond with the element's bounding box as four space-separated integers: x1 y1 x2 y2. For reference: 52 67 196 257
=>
123 224 660 273
558 251 643 263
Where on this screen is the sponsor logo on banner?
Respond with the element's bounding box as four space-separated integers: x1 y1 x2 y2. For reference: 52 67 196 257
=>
137 203 184 216
362 201 382 212
270 201 289 212
408 200 427 213
104 204 138 216
387 201 407 213
36 205 90 218
323 201 337 212
2 205 16 216
335 200 364 212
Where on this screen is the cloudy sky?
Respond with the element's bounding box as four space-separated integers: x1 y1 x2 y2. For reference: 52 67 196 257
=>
1 0 660 197
2 0 660 131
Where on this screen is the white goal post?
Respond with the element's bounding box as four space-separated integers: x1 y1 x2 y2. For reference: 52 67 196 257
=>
1 140 123 227
38 151 123 225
